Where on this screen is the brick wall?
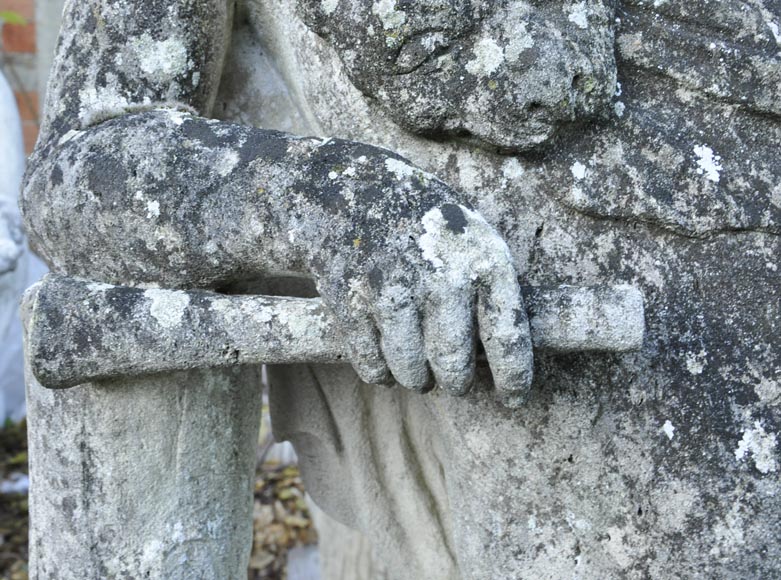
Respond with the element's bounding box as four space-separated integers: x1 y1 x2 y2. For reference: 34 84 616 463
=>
1 0 39 154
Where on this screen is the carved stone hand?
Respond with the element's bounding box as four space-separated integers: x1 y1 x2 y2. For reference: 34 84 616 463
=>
21 0 532 404
274 139 533 400
25 111 532 402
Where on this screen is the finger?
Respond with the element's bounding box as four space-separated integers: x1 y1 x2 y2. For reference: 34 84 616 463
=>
423 287 476 396
477 262 534 408
338 310 392 385
321 274 391 385
374 288 430 391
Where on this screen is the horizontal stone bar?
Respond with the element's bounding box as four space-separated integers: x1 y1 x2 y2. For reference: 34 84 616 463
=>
25 275 644 389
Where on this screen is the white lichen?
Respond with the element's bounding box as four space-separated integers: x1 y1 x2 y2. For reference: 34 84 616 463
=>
419 208 448 271
321 0 339 16
570 186 586 205
146 289 190 328
755 377 781 406
216 150 239 177
693 145 723 183
567 2 589 30
418 204 516 320
78 85 131 126
384 158 416 180
465 38 505 77
505 22 534 62
570 161 587 181
735 422 778 474
164 109 189 126
87 282 113 294
685 351 706 375
146 200 160 219
501 158 525 181
767 20 781 45
130 34 190 80
421 32 446 53
662 420 675 440
372 0 407 30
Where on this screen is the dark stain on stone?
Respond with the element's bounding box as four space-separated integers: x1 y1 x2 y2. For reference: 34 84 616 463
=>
87 155 128 201
368 266 384 292
440 203 468 234
104 287 143 320
239 130 290 164
51 165 64 187
181 120 227 148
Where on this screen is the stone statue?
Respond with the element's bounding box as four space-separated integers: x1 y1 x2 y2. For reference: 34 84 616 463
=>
21 1 780 579
0 68 27 423
0 68 46 423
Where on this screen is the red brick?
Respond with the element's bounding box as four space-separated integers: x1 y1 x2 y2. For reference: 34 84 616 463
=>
14 90 38 122
2 21 35 53
0 0 34 21
22 120 38 154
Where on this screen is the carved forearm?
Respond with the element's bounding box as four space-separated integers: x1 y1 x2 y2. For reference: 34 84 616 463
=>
22 0 541 397
22 108 454 289
25 110 301 285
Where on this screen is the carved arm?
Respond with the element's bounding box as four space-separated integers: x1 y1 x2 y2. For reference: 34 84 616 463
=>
22 0 537 404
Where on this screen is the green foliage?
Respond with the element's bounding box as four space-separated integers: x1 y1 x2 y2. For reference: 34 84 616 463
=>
0 11 28 26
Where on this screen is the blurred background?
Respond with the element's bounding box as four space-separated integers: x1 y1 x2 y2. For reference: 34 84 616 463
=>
0 3 332 578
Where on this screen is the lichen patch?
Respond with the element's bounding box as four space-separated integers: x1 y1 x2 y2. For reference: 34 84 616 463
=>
130 34 190 80
693 145 723 183
685 351 706 375
465 38 505 77
735 422 778 474
146 200 160 219
384 158 416 180
372 0 406 30
321 0 339 16
146 289 190 328
567 2 589 30
505 22 534 62
570 161 587 181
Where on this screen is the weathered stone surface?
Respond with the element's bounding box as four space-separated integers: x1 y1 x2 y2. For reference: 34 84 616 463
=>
21 1 781 579
21 4 264 578
27 275 642 390
298 0 618 151
246 1 780 578
22 288 263 580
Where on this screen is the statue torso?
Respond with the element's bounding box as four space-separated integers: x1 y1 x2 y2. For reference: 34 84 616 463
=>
222 2 781 578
